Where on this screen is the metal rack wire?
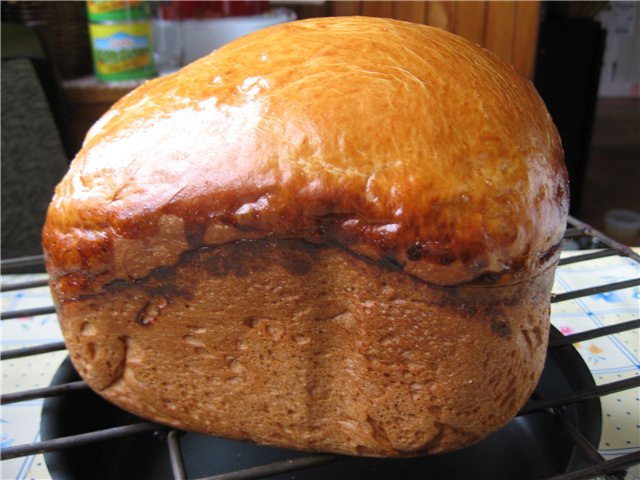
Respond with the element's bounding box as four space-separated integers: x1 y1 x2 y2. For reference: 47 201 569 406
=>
1 215 639 480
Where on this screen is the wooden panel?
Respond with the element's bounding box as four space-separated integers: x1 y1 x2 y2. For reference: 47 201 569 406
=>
294 2 330 19
330 1 361 17
275 1 539 80
392 1 427 24
425 1 456 31
63 77 137 153
454 1 487 45
484 1 517 65
361 1 393 19
512 1 541 79
63 77 136 105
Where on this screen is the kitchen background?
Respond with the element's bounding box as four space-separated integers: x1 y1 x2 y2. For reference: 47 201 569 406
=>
1 3 639 480
1 0 639 263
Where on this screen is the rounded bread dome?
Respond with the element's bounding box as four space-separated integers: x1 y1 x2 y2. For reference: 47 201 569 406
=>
43 16 568 295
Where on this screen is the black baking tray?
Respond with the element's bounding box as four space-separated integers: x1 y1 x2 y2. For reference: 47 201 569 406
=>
41 327 602 479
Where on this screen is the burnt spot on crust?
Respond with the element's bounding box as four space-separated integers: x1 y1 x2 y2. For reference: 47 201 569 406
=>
151 265 177 282
380 255 405 272
136 297 168 326
315 213 353 237
103 278 134 293
473 270 508 284
145 284 192 301
411 242 457 266
407 243 423 261
103 266 191 301
88 238 542 324
281 252 314 276
537 242 561 267
453 302 480 317
434 251 456 266
103 263 179 291
200 239 319 277
436 292 523 331
99 239 325 303
555 182 568 204
491 317 511 338
184 218 208 249
204 249 252 277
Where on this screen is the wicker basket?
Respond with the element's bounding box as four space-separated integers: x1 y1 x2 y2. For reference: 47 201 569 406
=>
3 1 93 79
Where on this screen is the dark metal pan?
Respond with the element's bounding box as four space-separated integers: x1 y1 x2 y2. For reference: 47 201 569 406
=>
41 326 601 479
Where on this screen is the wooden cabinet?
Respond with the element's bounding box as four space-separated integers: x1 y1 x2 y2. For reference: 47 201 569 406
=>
296 1 541 79
63 77 141 154
63 1 541 156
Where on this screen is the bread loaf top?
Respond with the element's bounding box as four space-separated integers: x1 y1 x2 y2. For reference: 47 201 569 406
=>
43 16 568 299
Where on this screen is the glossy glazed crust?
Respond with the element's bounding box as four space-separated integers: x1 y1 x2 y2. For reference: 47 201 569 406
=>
43 15 567 299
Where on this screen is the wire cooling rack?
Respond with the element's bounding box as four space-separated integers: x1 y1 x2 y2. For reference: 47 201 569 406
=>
1 215 639 480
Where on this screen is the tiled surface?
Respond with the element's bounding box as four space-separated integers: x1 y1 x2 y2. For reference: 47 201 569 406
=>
1 252 639 479
1 275 66 480
551 252 640 478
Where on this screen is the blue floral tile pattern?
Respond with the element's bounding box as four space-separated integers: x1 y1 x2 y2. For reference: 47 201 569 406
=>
1 274 66 480
552 251 639 479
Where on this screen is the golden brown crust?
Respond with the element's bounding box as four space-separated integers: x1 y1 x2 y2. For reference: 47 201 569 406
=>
42 16 567 456
42 16 567 299
59 239 553 456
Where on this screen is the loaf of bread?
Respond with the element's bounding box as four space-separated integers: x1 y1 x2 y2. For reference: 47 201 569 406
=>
42 16 568 456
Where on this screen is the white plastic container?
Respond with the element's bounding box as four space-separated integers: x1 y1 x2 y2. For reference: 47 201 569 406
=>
153 18 183 75
604 209 640 240
182 8 296 65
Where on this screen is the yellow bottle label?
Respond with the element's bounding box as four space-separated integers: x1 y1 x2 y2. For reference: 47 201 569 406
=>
87 1 148 22
89 22 155 81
